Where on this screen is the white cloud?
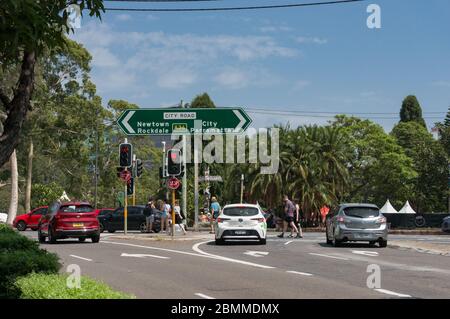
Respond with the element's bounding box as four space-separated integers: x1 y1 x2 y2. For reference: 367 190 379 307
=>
89 47 120 67
296 36 328 45
259 25 292 33
214 69 249 89
157 70 197 89
72 22 298 93
116 14 132 22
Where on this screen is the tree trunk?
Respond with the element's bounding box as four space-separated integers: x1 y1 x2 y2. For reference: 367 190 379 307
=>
6 150 18 225
25 140 33 213
0 51 36 168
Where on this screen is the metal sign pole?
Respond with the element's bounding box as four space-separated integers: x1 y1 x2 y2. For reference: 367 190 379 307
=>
124 138 128 236
172 188 176 238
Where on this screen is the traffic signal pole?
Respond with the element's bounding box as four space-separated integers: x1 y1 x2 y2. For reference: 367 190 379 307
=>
132 154 136 206
172 189 176 239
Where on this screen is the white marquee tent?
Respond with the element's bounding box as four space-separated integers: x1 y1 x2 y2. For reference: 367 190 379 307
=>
380 199 398 214
398 200 417 214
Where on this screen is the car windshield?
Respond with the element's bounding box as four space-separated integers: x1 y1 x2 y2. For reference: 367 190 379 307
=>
223 207 259 217
343 207 380 218
60 205 94 213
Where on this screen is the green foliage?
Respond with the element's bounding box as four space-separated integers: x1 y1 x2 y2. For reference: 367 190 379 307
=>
32 183 64 208
190 93 216 108
0 0 103 66
0 229 60 298
391 121 448 212
15 273 135 299
332 116 417 209
400 95 426 128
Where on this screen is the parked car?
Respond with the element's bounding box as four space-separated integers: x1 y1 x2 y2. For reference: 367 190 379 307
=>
100 206 161 233
38 201 100 244
442 216 450 233
325 203 388 247
95 208 115 233
13 206 48 231
215 204 267 245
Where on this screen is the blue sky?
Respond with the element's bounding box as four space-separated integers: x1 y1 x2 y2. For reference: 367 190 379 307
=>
72 0 450 131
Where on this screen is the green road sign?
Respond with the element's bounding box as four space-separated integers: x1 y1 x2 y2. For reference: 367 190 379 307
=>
117 108 252 136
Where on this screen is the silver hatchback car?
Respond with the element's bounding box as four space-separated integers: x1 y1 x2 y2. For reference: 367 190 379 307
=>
326 203 388 248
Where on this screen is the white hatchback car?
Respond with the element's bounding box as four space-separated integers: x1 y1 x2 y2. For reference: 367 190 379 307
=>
215 204 267 245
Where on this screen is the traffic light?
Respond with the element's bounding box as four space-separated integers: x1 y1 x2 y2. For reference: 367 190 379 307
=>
119 143 133 167
127 178 134 196
167 149 182 176
136 159 143 177
116 166 125 178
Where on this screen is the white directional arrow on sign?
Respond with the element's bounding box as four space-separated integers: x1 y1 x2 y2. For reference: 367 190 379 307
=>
233 109 246 132
121 253 169 259
122 110 135 134
351 250 379 257
243 251 269 258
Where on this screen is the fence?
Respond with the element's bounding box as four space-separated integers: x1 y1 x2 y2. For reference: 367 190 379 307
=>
383 213 449 229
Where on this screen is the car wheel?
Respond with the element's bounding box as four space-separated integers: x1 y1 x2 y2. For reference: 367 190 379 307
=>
16 221 27 231
326 229 332 245
78 238 86 242
48 227 57 244
369 241 376 247
379 239 388 248
259 238 267 245
107 229 115 233
140 222 147 233
99 223 104 233
332 230 341 247
91 234 100 243
215 238 224 245
38 228 46 243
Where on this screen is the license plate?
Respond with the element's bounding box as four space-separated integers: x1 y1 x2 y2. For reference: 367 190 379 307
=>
235 230 246 235
73 223 84 228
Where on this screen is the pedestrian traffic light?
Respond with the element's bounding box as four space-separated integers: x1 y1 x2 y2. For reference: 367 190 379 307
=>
116 166 125 178
136 159 143 177
119 143 133 167
127 178 134 196
167 149 182 176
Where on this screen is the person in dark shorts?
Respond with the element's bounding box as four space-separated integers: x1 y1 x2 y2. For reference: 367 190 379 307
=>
277 195 299 238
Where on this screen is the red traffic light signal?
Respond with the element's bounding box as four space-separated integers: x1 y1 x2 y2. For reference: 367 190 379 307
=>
167 149 182 176
119 143 133 167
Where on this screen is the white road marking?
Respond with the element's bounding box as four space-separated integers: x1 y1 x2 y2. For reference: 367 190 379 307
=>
286 270 314 277
309 253 349 261
351 250 379 257
121 253 169 259
192 241 275 269
103 241 275 269
70 255 93 262
195 293 215 299
243 251 269 257
374 289 411 298
284 241 293 245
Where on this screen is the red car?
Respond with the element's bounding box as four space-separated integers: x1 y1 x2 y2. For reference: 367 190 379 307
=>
38 201 100 244
13 206 48 231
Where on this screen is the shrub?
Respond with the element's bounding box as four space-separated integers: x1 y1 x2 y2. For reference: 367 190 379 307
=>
15 273 135 299
0 229 61 298
0 223 15 234
0 231 41 252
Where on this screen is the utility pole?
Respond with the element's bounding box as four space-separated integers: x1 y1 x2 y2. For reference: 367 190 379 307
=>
181 100 188 230
240 174 244 204
194 141 199 231
132 154 136 206
94 111 99 209
124 138 128 235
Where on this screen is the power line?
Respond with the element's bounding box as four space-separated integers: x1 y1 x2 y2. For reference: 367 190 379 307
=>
244 109 445 120
104 0 365 12
245 107 446 115
104 0 224 2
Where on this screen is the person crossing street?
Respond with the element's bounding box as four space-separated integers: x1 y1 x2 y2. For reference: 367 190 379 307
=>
278 195 299 238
